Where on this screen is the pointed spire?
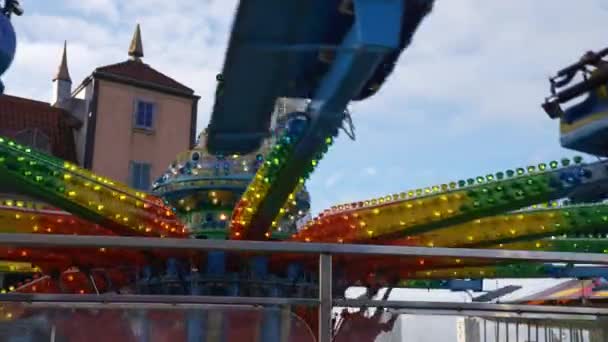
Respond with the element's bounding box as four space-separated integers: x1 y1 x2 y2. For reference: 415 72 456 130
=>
128 24 144 61
53 41 71 82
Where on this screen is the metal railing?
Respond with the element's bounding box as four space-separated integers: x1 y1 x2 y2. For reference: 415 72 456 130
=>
0 233 607 342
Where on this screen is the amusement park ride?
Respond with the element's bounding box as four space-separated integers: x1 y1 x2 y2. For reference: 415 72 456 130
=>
0 0 608 341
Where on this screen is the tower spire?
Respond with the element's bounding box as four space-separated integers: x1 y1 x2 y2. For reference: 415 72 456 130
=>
128 24 144 61
53 41 71 82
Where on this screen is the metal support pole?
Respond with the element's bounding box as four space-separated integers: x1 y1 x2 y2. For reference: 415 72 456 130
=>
570 326 574 342
319 253 332 342
483 319 487 342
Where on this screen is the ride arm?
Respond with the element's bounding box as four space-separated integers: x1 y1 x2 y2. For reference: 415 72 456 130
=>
293 158 607 243
231 0 433 240
0 136 186 237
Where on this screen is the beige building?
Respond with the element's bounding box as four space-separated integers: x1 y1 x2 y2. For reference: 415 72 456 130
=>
50 24 200 190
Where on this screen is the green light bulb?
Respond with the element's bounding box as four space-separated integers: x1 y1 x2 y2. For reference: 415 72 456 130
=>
549 161 559 169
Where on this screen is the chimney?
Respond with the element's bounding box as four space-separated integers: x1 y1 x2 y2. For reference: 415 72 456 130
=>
52 41 72 106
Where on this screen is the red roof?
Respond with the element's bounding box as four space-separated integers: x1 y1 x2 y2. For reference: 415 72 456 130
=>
94 60 194 94
0 94 77 162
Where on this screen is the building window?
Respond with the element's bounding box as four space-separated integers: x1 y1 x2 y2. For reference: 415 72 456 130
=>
134 100 155 130
129 161 151 190
14 129 51 153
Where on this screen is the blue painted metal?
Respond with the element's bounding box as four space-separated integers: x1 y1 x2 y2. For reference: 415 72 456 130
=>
136 311 150 342
447 279 483 292
560 83 608 156
261 303 281 342
0 14 17 94
545 265 608 279
186 309 205 342
242 0 434 239
207 252 226 276
188 268 205 342
206 0 434 154
251 256 269 285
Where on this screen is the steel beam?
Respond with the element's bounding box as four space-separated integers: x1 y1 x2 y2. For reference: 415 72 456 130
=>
319 254 333 342
0 293 319 307
334 299 608 317
0 233 607 264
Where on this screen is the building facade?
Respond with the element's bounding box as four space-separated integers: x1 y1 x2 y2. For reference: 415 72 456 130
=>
0 24 199 191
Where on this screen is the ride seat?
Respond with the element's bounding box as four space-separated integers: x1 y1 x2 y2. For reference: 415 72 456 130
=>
560 72 608 156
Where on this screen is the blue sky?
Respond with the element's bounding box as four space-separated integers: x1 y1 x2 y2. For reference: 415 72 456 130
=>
3 0 608 215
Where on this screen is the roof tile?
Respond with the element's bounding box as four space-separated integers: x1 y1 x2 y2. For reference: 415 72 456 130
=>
0 94 77 162
95 60 194 94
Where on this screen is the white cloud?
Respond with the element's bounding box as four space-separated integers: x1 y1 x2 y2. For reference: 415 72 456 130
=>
3 1 608 214
364 167 377 176
4 1 238 114
64 0 120 22
324 171 343 188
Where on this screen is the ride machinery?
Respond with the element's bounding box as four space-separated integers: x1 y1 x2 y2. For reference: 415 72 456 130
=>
1 0 608 341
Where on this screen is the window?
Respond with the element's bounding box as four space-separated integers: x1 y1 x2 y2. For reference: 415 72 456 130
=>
134 100 155 130
129 161 151 190
14 129 51 153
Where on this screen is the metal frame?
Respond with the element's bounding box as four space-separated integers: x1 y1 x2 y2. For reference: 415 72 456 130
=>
336 299 608 317
0 293 319 307
0 233 607 264
0 233 607 341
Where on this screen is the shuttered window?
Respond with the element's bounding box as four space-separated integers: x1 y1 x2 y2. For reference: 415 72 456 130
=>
129 161 151 190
